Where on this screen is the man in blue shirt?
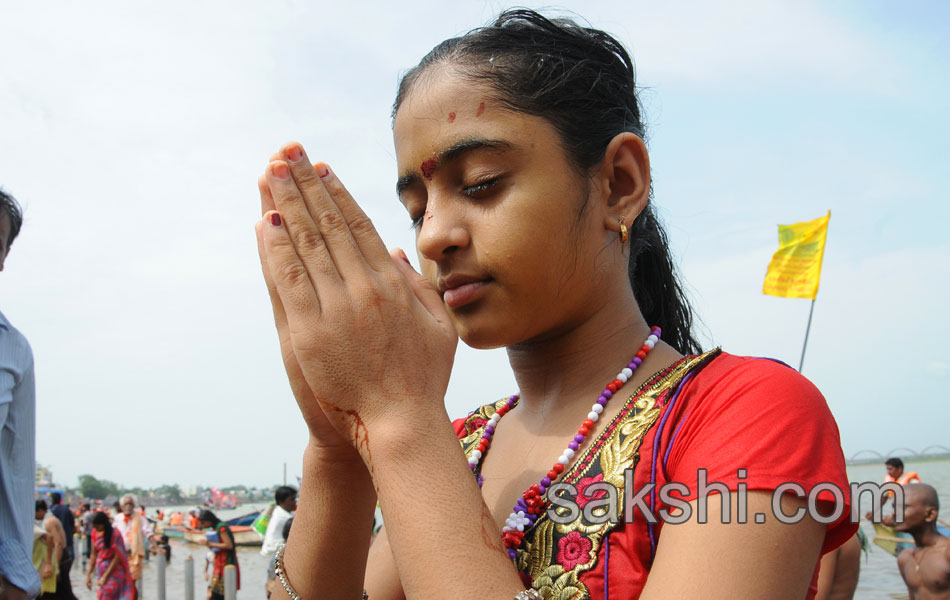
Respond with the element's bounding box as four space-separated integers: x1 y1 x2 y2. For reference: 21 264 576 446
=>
0 189 39 600
49 493 77 600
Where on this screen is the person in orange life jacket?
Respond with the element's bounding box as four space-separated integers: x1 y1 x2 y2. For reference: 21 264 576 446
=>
865 457 921 523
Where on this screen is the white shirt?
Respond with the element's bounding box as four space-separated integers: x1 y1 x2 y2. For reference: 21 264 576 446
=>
261 505 293 555
112 513 155 554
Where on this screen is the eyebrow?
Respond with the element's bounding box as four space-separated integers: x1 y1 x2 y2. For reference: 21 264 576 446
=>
396 137 515 197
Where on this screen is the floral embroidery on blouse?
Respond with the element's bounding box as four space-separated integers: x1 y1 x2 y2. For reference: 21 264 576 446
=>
457 350 720 600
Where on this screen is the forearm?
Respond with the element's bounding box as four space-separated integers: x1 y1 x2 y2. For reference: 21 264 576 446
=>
104 555 119 580
369 411 524 599
274 441 377 600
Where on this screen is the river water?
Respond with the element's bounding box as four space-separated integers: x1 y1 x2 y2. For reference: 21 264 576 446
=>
62 460 950 599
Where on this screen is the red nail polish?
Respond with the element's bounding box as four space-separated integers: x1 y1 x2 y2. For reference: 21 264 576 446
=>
316 164 329 178
286 146 303 163
271 213 282 226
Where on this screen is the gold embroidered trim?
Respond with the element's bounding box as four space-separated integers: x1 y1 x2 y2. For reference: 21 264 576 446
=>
458 350 720 600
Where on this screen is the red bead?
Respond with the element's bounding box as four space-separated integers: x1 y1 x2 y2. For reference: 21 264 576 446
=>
477 441 488 452
613 378 623 388
552 463 565 474
636 350 647 360
606 382 617 393
547 470 558 480
641 345 650 353
583 419 594 429
578 426 590 436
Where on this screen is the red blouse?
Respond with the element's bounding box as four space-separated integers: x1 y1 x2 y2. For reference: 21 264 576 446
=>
454 350 856 600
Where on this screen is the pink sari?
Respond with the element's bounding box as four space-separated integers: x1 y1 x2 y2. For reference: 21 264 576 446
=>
92 528 135 600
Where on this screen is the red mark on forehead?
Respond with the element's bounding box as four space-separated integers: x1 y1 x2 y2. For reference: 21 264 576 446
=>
420 157 437 180
476 102 486 117
447 112 456 123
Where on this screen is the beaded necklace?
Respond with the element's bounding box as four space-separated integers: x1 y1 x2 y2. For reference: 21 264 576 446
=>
468 326 662 558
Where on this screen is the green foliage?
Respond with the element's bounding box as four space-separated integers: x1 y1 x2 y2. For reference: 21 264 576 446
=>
78 474 119 500
154 484 183 503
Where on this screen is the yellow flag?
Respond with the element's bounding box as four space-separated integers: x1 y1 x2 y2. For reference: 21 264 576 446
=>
762 211 830 300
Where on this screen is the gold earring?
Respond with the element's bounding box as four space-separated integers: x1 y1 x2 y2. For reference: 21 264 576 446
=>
619 218 629 244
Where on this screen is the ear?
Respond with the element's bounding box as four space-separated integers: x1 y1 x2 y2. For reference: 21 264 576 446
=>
592 132 650 236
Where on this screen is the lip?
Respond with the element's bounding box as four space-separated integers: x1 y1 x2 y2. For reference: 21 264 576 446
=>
438 274 492 309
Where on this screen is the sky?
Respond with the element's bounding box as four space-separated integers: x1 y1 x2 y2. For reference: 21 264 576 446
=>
1 1 947 489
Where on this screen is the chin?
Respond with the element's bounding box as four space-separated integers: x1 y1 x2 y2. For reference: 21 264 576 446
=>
451 312 521 350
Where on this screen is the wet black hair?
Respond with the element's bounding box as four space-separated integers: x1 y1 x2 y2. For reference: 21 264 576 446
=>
393 9 700 354
885 457 904 470
275 486 297 505
0 189 22 251
92 511 113 548
35 499 48 512
51 492 62 505
198 509 220 527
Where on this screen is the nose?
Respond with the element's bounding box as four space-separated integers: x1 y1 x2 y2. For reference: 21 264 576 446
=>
416 200 471 261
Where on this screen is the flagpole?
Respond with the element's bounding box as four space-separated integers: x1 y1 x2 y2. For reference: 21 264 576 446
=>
798 299 816 372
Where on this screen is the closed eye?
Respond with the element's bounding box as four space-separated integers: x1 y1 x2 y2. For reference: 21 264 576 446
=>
462 177 500 197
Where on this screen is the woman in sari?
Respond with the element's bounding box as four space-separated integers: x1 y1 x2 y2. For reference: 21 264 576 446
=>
197 510 239 600
85 512 134 600
254 9 856 599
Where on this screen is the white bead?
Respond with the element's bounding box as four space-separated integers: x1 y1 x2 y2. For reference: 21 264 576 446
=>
563 448 575 459
472 450 482 460
502 524 511 532
616 372 628 383
558 455 569 465
621 368 633 378
516 523 524 531
648 334 658 343
489 414 500 425
645 339 655 349
587 411 599 422
509 512 518 520
591 403 604 414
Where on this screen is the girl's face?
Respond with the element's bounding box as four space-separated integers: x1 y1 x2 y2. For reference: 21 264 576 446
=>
93 523 105 533
393 68 614 348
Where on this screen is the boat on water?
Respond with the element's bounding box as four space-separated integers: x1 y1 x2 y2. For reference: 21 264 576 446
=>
160 524 263 547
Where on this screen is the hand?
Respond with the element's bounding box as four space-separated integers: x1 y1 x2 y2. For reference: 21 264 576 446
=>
204 572 210 582
256 156 361 456
257 144 458 456
40 564 52 580
197 537 208 546
86 573 93 590
98 576 106 587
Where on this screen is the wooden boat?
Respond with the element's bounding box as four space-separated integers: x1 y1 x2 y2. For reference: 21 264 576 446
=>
162 525 263 546
225 511 261 527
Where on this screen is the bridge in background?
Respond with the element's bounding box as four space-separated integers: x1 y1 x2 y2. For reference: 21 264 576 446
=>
848 445 950 465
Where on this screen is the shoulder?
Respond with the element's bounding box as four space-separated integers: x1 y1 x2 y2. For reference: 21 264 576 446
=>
0 313 33 358
452 398 509 441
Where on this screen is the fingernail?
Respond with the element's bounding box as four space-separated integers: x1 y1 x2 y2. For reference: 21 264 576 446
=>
271 162 290 180
286 146 303 163
271 213 282 226
316 163 329 178
398 249 411 265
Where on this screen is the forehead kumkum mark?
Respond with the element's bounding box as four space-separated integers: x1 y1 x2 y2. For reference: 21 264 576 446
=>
420 157 437 180
447 112 456 123
476 102 485 117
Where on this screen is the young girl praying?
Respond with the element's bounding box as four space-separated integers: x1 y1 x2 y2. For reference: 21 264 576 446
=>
254 10 855 599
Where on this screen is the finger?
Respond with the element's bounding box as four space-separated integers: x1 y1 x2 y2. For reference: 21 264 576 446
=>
259 175 275 216
278 143 370 277
389 247 454 329
255 220 289 331
266 160 342 285
261 210 322 324
316 162 394 272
